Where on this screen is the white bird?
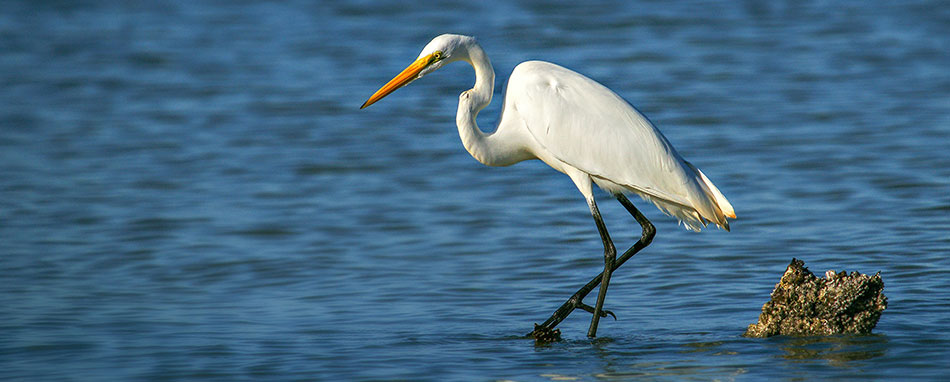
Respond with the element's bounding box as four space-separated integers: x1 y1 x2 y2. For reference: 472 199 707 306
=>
361 34 735 338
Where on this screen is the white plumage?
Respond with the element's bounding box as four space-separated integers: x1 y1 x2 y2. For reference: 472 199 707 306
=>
501 61 734 231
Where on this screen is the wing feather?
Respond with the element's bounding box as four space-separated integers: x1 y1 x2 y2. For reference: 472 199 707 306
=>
505 61 732 230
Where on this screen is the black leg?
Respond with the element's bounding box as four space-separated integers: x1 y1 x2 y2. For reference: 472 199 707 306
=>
587 197 615 337
616 194 656 249
529 193 655 338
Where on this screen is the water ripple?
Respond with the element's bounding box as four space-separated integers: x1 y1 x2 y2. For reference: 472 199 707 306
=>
1 1 948 381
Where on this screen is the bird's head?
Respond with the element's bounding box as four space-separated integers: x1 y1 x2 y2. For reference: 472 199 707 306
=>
360 34 475 109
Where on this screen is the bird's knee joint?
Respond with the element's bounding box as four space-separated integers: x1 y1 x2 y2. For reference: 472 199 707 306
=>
642 224 656 244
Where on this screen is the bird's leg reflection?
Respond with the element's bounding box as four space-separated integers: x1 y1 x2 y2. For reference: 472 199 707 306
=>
530 194 655 338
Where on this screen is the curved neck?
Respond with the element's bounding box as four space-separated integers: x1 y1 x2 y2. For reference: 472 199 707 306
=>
467 43 494 109
456 42 526 167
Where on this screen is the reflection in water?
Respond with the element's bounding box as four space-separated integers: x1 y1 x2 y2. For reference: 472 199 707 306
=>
777 335 888 366
591 362 750 381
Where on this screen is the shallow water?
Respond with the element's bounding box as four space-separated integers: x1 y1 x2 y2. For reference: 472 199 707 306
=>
2 1 948 381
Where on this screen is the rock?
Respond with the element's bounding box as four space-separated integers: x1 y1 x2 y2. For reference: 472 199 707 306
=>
744 258 887 338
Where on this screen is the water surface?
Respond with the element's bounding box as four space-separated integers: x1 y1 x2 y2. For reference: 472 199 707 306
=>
2 1 948 381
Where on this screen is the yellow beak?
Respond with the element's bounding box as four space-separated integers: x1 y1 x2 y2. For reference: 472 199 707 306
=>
361 53 438 109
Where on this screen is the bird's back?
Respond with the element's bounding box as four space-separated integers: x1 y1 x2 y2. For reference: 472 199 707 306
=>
501 61 734 230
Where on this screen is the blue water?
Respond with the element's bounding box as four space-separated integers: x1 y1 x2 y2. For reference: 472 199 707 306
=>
2 1 948 381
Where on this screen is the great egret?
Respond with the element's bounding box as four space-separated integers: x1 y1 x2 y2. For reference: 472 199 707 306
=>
361 34 735 338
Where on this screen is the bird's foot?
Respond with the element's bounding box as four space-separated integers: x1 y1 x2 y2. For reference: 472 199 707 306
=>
529 323 561 344
526 298 618 340
575 301 617 320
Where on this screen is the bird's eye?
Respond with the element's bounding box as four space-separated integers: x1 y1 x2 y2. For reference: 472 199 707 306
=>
433 51 443 60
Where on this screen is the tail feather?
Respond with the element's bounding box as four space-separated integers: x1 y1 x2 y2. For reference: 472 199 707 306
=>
593 163 735 232
695 167 735 219
634 191 708 232
637 162 735 232
684 161 735 230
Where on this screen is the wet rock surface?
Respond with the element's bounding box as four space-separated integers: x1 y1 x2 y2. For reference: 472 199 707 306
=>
744 258 887 338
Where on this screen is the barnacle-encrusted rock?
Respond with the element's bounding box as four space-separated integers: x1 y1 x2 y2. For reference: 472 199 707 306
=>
744 258 887 338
